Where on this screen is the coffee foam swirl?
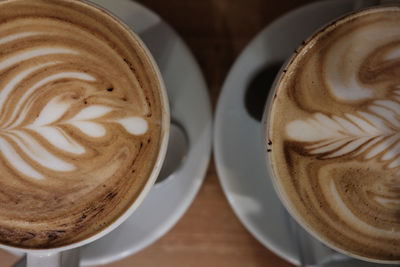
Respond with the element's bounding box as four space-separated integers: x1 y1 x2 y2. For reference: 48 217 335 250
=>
269 7 400 261
0 0 164 248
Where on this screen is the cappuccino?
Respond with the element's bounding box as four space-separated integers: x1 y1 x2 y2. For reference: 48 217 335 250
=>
267 6 400 261
0 0 165 248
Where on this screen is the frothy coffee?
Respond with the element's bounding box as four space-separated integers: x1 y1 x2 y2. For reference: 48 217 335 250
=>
267 7 400 261
0 0 165 248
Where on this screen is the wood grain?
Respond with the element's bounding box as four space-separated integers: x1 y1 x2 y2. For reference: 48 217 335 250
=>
0 0 316 266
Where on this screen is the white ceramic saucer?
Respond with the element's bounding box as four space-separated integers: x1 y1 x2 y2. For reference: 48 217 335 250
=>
79 0 212 265
214 0 365 266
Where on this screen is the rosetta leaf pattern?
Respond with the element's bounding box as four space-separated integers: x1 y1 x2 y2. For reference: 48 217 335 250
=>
286 99 400 168
0 67 147 180
0 30 149 180
0 89 147 180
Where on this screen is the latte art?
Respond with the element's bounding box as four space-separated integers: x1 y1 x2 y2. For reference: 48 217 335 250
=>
0 0 165 248
268 7 400 261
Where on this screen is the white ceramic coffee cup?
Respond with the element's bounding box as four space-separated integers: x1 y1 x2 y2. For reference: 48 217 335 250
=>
0 1 170 266
261 4 400 265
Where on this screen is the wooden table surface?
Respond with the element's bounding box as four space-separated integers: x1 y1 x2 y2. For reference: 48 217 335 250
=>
0 0 315 266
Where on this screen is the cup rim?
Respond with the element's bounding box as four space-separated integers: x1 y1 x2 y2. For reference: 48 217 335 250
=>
0 0 170 254
262 5 400 264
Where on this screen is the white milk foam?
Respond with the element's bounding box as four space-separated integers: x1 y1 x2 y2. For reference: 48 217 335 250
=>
324 24 400 102
286 18 400 167
269 7 400 260
0 32 149 179
325 179 400 238
286 102 398 161
0 0 164 250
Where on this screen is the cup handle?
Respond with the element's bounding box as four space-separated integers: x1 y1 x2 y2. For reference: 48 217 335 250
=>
27 252 61 267
17 248 80 267
155 120 188 184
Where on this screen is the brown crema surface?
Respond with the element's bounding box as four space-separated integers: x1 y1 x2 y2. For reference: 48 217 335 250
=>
268 7 400 262
0 0 164 248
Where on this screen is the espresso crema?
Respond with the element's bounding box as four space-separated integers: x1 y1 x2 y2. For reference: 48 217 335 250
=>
0 0 165 248
268 7 400 261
